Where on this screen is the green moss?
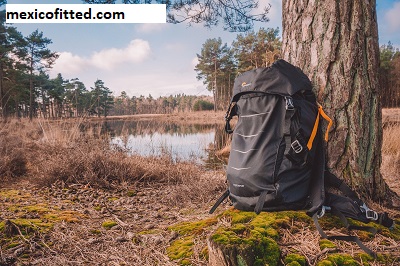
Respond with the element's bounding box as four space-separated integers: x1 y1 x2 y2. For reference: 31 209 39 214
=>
44 210 82 223
94 205 102 211
317 254 359 266
211 226 280 265
23 203 50 214
12 218 53 232
0 189 31 200
317 261 333 266
168 217 217 236
200 247 209 260
20 254 30 259
284 254 306 266
375 252 399 265
126 190 136 197
229 209 257 224
6 242 21 249
107 197 119 202
317 214 343 230
211 228 243 245
138 229 161 235
102 220 117 229
237 255 247 266
90 229 102 235
379 219 400 241
0 221 5 231
319 239 337 250
355 253 374 266
286 262 302 266
230 223 247 234
180 259 192 265
167 236 194 264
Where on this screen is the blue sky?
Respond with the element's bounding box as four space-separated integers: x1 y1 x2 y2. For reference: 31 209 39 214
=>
5 0 400 98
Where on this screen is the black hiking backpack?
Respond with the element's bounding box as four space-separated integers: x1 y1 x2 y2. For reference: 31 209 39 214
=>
210 59 395 257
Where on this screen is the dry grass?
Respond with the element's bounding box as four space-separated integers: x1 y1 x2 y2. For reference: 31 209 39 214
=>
0 120 32 181
381 123 400 194
1 116 399 265
0 118 226 204
382 108 400 124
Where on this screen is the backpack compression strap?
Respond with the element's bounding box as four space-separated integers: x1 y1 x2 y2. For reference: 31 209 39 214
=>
325 171 395 228
312 209 377 258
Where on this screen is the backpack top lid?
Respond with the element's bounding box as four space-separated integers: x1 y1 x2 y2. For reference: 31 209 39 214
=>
233 59 313 97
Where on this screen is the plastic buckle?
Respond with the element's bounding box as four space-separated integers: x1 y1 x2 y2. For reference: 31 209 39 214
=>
317 206 327 218
285 97 294 110
360 203 379 221
291 140 303 153
366 210 379 221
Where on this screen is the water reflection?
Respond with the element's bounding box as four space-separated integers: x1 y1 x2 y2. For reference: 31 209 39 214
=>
88 120 230 168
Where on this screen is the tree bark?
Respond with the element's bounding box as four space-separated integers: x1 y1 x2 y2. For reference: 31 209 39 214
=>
0 62 6 120
281 0 390 200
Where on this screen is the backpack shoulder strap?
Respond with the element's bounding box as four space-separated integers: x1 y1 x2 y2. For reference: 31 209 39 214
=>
306 130 326 215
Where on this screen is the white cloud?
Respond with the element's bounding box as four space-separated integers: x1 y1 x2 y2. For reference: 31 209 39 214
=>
385 2 400 33
50 39 151 75
91 39 151 70
136 23 168 33
50 52 88 75
191 57 199 68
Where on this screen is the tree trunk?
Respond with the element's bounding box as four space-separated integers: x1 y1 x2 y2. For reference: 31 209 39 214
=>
281 0 390 200
0 63 6 120
29 59 34 121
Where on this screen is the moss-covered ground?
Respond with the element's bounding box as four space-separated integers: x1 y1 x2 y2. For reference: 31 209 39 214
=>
166 208 400 265
0 187 85 263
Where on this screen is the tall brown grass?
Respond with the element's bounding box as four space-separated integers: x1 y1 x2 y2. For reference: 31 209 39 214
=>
0 118 225 205
0 128 27 179
381 123 400 193
1 118 398 194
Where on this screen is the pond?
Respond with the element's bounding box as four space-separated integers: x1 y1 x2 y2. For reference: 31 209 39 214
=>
88 120 230 168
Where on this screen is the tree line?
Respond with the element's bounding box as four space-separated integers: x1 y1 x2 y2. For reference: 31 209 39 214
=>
0 4 215 119
195 28 400 111
379 42 400 108
111 93 214 116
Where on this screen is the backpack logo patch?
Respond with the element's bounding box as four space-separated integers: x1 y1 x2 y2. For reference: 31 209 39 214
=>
241 82 252 89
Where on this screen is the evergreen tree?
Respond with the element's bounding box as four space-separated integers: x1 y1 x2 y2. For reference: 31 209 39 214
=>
25 29 59 120
90 79 113 117
195 38 235 110
0 9 27 118
232 28 281 73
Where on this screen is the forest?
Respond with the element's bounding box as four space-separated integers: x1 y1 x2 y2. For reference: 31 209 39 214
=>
1 10 399 120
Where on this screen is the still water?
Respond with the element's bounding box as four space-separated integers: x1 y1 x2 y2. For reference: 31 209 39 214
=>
90 120 229 167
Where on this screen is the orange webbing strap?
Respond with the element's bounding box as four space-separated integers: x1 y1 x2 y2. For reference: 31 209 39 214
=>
307 104 333 150
319 105 333 141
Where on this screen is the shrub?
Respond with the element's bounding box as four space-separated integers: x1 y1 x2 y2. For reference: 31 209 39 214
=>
193 100 214 111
